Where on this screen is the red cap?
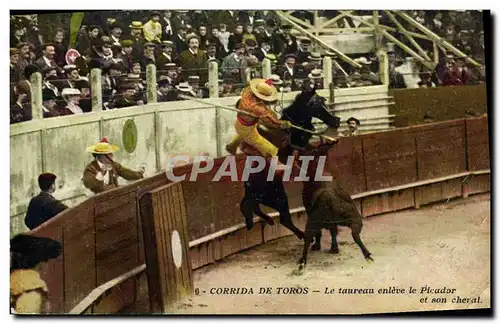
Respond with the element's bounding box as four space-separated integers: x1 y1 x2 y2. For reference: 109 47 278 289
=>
100 137 109 143
265 79 273 86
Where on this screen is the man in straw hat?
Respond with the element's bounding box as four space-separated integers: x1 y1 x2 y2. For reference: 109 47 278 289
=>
225 78 292 158
25 172 68 230
306 68 324 90
82 137 145 194
129 21 145 59
58 88 83 116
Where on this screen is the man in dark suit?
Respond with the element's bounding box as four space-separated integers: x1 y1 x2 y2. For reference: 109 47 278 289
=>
156 40 176 71
179 34 207 83
228 23 244 52
34 43 63 75
173 25 189 55
25 173 68 230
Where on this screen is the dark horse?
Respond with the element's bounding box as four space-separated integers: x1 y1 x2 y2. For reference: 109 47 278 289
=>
237 86 341 239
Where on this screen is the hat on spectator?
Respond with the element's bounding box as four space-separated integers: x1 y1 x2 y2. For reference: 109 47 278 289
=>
165 63 177 69
10 48 19 56
101 36 112 47
42 88 57 101
308 52 322 61
74 79 90 90
158 78 170 88
347 117 361 125
109 22 122 31
308 68 324 79
38 173 57 190
244 39 257 47
250 78 278 102
206 43 216 49
299 37 311 45
61 88 81 97
10 234 62 269
42 66 57 77
150 11 161 19
269 74 283 85
188 75 200 83
86 137 119 154
186 33 199 43
144 42 156 49
121 39 133 47
16 42 30 50
129 21 144 29
255 19 265 27
234 43 244 50
354 57 371 65
161 40 174 47
63 64 78 73
284 53 297 60
176 82 196 96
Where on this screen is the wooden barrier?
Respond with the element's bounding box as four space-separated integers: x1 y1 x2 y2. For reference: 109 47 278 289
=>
390 84 488 127
140 182 193 313
27 116 490 314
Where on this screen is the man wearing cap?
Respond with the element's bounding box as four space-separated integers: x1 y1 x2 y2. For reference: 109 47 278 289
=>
129 21 145 59
141 42 157 68
228 24 245 52
305 68 324 90
10 80 32 124
188 75 204 98
244 39 260 68
205 43 220 66
113 83 139 108
341 117 360 137
41 88 60 118
156 40 176 70
63 65 81 88
16 42 33 78
83 138 145 194
25 173 68 230
109 22 123 46
143 11 162 43
278 53 299 91
225 78 292 158
173 25 189 54
295 37 312 65
221 43 247 87
198 24 211 50
157 78 178 102
10 48 21 84
179 34 207 83
162 63 179 85
273 24 297 56
118 39 134 71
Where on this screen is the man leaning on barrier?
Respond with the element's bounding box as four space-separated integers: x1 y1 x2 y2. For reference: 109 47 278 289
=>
82 137 145 194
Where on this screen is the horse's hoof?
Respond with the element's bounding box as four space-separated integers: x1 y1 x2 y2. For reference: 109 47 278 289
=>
365 255 374 263
311 244 321 251
329 248 340 254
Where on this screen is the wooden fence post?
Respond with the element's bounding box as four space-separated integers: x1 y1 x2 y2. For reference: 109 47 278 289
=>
30 72 43 119
146 64 157 104
322 56 333 89
208 61 219 98
90 68 102 112
262 58 272 79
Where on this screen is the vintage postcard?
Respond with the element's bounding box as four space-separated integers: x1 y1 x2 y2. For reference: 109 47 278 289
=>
9 8 491 316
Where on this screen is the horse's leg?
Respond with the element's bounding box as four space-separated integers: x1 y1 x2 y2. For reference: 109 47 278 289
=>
240 196 256 230
298 223 314 270
351 223 373 261
254 204 275 225
329 225 339 254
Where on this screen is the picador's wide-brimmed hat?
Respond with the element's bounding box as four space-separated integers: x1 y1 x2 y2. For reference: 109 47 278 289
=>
86 137 119 154
250 78 278 102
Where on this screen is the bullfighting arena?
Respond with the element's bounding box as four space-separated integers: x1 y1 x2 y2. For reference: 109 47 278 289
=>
161 194 490 314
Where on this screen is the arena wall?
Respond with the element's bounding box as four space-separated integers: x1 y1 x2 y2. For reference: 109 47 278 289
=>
27 116 489 314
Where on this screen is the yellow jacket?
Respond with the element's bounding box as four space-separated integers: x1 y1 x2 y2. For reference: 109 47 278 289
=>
143 20 162 42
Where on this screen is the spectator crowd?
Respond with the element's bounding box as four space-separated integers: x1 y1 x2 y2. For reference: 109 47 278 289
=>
10 10 486 124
